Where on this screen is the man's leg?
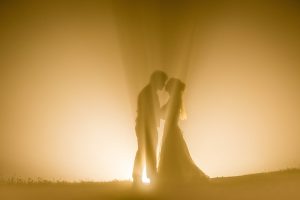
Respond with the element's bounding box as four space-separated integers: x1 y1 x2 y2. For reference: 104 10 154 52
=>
132 125 144 185
132 149 143 185
145 129 158 183
146 147 157 182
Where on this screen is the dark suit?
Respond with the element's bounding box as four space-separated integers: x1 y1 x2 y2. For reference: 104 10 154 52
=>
132 84 160 181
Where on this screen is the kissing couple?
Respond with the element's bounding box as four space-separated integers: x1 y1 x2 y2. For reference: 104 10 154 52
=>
132 71 208 186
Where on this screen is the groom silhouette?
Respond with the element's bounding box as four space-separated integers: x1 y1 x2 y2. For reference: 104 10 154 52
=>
132 70 168 185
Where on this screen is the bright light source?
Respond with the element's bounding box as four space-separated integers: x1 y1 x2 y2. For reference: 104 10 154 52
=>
142 167 150 184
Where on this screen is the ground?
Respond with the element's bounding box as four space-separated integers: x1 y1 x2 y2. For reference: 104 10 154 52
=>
1 169 300 200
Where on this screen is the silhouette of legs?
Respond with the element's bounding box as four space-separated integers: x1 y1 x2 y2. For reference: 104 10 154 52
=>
132 124 158 184
132 125 145 184
145 132 157 182
133 151 144 182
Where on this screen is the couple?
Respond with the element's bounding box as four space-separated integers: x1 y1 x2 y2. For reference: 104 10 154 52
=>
132 71 208 186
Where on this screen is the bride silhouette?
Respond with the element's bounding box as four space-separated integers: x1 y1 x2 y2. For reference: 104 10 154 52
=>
158 78 208 184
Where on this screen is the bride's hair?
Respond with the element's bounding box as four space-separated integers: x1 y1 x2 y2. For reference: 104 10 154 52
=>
165 78 187 120
165 78 185 93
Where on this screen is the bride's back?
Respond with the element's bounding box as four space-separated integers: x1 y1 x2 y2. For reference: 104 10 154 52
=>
163 79 185 128
158 78 208 184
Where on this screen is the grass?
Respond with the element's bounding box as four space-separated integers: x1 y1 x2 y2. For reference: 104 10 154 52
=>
0 169 300 200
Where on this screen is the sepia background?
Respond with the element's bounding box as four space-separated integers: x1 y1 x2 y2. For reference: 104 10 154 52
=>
0 0 300 182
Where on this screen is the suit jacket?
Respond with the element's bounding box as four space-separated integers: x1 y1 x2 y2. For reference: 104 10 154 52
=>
136 84 160 130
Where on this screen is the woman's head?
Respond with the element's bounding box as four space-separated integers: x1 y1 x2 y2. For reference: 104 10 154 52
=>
165 78 185 95
165 78 187 120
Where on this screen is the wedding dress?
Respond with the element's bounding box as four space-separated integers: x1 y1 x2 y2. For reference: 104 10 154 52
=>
158 86 208 184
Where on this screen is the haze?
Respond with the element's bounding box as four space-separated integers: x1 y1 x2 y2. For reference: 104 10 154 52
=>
0 1 299 181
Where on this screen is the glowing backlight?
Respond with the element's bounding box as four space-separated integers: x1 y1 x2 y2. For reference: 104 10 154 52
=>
142 167 150 184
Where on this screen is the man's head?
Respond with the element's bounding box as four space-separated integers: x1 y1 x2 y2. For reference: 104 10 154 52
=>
150 70 168 90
